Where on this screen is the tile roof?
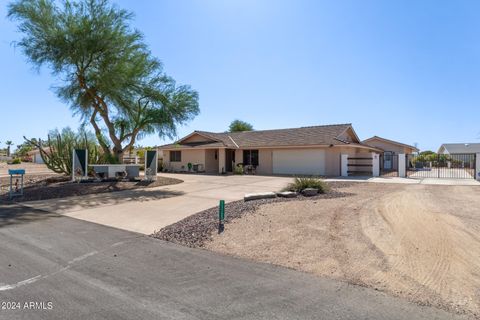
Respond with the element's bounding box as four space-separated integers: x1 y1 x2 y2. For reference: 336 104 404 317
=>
160 124 373 149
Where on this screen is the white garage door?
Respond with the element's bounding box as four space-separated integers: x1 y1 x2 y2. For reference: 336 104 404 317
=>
273 149 326 175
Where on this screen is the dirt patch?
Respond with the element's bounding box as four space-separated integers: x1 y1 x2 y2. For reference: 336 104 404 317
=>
205 183 480 318
152 181 354 248
0 174 183 202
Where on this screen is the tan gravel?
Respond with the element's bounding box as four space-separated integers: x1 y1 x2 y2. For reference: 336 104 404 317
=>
206 183 480 318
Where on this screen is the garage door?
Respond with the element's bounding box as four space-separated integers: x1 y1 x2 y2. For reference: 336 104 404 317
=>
272 149 325 175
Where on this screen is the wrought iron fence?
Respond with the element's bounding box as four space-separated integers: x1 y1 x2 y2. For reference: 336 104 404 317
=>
406 153 476 179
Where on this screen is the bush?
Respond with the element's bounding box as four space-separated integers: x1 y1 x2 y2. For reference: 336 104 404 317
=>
11 158 21 164
234 164 244 175
282 177 329 193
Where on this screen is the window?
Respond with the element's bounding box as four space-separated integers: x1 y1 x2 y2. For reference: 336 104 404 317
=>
243 150 259 166
170 150 181 162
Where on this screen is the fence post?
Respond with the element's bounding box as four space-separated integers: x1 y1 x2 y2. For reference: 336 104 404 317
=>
341 154 349 177
476 153 480 181
398 154 406 178
372 153 380 177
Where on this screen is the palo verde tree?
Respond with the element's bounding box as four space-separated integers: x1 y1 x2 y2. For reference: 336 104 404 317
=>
8 0 199 162
228 119 253 132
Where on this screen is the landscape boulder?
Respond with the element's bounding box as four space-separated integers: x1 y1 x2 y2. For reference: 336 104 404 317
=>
276 191 297 198
244 192 277 201
302 188 319 197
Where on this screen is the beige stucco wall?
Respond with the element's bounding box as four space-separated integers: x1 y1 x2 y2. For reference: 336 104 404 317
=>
182 134 214 144
257 149 273 175
248 147 370 176
162 146 374 176
163 149 206 172
365 139 413 154
234 149 243 166
337 128 357 143
204 149 219 173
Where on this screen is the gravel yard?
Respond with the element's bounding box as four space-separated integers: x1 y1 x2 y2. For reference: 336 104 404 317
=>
152 181 353 248
155 181 480 318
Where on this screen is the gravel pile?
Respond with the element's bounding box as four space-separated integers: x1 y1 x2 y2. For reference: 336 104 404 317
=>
152 181 354 248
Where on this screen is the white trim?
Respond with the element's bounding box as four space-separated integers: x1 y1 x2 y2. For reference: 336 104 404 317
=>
476 153 480 181
398 154 406 177
372 152 380 177
341 154 349 177
228 135 240 149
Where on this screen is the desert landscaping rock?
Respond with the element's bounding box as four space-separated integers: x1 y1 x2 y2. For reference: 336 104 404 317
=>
302 188 319 196
0 174 183 202
244 192 277 201
276 191 297 198
153 181 352 248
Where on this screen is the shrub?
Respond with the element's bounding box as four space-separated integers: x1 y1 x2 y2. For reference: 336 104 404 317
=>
11 158 21 164
234 164 244 175
282 177 329 193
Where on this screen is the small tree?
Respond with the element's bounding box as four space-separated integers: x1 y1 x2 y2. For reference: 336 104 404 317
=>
25 127 101 175
228 119 253 132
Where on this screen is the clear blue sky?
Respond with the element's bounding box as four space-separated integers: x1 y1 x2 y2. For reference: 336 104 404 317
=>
1 0 480 151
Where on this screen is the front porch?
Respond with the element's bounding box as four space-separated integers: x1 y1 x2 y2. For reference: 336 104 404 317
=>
162 148 243 174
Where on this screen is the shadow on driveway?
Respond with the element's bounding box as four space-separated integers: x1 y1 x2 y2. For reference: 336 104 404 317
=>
0 204 60 228
18 188 185 213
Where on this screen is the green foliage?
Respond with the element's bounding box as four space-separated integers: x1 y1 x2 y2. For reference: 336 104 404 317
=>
228 119 253 132
15 139 36 157
282 177 329 193
25 127 101 175
8 0 199 161
234 164 244 175
11 158 21 164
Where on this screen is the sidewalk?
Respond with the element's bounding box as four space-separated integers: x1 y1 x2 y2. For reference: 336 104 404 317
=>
326 176 480 186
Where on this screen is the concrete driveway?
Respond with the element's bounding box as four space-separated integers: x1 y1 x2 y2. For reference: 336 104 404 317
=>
0 204 465 320
22 174 293 234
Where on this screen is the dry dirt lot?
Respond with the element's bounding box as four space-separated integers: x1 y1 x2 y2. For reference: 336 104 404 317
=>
206 183 480 318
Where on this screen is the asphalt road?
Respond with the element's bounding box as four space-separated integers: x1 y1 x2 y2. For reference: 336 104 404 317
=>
0 204 468 320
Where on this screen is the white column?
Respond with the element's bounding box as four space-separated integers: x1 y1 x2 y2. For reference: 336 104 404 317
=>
398 153 406 178
341 154 349 177
372 152 380 177
476 153 480 181
218 149 226 174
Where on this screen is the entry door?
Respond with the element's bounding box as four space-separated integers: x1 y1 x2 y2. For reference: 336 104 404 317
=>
383 152 393 170
225 149 234 172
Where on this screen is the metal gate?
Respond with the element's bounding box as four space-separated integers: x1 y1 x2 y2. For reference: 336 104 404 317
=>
380 152 398 177
347 156 372 176
406 153 476 179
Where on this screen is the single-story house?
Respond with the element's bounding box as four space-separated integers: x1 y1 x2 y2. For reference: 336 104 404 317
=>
362 136 419 171
438 143 480 155
159 123 392 176
27 148 45 164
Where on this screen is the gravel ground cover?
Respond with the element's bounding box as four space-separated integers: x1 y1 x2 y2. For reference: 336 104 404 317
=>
0 174 183 202
152 181 355 248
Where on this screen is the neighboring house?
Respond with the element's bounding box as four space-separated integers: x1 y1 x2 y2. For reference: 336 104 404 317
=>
438 143 480 155
159 123 382 176
362 136 419 171
27 148 47 164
